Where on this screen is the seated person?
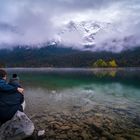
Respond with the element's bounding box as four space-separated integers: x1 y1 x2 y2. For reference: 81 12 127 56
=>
9 74 20 87
9 74 26 110
0 69 24 124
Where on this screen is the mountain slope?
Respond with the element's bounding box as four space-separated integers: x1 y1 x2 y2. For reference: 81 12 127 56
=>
0 45 140 67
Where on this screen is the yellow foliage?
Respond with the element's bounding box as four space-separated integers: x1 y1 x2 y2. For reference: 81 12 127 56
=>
93 59 107 67
108 60 117 67
93 59 118 68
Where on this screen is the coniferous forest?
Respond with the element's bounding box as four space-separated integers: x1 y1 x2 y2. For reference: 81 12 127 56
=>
0 45 140 68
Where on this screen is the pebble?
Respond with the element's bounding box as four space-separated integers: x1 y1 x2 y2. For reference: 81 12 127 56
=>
60 125 71 130
37 130 45 136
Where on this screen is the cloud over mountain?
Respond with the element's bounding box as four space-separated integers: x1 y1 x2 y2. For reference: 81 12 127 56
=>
0 0 140 51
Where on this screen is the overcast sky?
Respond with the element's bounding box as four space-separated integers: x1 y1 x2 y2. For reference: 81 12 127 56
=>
0 0 140 50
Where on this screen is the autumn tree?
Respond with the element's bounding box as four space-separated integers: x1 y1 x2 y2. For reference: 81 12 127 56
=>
108 60 117 67
93 59 118 68
93 59 107 67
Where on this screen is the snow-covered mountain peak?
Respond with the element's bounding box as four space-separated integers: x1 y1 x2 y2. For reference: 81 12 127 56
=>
54 20 110 47
51 20 139 52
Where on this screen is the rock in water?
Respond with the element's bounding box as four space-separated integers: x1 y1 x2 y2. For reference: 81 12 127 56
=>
0 111 34 140
37 130 45 136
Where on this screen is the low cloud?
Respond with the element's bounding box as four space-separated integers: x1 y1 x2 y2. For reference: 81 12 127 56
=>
0 0 140 51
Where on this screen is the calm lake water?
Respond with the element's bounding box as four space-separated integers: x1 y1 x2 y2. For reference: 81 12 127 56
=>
6 68 140 117
5 68 140 139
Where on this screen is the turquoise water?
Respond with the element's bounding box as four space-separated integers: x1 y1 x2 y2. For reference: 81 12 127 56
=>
6 68 140 119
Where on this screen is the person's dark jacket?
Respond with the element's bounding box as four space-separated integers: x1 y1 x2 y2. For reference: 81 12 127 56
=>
9 77 20 87
0 79 23 124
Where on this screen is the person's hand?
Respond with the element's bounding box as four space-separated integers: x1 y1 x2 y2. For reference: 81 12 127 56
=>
17 87 24 94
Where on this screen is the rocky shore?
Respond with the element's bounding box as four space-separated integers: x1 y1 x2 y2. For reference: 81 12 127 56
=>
25 105 140 140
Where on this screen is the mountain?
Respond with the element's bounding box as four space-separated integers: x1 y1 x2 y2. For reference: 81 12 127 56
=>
50 20 140 52
54 20 107 48
0 45 140 67
0 20 139 52
0 20 140 68
58 20 102 45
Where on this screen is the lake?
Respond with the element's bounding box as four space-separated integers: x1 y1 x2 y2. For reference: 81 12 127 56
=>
6 68 140 139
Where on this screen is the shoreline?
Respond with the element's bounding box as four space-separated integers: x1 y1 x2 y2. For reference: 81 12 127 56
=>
5 67 140 69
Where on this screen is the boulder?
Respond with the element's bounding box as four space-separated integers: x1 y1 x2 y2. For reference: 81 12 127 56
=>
0 111 34 140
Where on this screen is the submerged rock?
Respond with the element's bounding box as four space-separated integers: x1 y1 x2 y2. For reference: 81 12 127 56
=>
133 115 140 125
37 130 45 136
0 111 34 140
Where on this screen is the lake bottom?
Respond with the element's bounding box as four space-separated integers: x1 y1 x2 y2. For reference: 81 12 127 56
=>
24 88 140 140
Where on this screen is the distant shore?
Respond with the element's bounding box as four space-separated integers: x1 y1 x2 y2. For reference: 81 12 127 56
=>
4 67 140 71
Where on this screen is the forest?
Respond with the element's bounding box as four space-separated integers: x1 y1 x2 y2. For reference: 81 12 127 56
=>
0 44 140 68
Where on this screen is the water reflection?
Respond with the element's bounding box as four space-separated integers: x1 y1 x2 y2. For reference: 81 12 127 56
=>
7 68 140 89
91 69 117 78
